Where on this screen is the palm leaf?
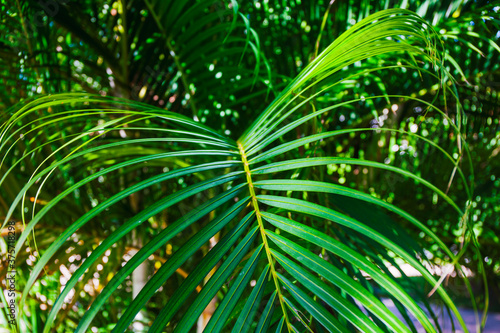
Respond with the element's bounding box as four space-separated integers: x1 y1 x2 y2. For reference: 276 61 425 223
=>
1 8 480 333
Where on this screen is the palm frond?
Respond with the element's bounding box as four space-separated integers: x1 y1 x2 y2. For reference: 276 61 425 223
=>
0 7 482 333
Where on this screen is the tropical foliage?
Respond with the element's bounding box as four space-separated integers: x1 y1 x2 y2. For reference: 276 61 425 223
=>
1 0 499 332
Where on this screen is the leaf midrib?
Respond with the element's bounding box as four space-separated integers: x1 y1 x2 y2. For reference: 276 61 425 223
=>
237 141 293 332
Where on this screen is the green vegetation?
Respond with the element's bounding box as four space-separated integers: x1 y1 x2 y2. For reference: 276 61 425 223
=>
0 0 499 332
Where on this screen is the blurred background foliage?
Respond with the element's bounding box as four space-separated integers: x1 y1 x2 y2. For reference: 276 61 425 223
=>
0 0 499 331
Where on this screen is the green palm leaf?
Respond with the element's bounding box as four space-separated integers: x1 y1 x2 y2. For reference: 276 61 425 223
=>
1 7 481 333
